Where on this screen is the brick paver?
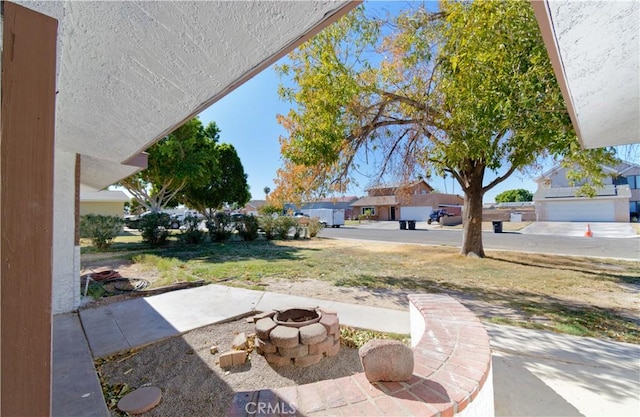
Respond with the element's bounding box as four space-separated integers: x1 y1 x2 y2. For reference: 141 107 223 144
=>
227 294 492 417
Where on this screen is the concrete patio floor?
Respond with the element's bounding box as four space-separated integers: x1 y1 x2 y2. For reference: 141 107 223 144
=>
53 285 640 416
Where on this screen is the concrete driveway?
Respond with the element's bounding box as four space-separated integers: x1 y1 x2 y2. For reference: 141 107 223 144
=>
520 222 637 238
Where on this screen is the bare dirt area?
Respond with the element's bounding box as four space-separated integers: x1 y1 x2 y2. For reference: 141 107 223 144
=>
97 318 363 417
87 238 638 415
81 238 639 327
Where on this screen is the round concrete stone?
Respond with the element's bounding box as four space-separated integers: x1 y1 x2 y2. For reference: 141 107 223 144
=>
299 323 327 345
269 325 300 348
117 386 162 414
359 339 413 382
255 317 277 340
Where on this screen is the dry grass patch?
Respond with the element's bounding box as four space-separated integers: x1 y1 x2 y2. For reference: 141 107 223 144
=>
83 238 639 343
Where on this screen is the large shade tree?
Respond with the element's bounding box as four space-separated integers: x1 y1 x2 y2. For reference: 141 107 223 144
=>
275 1 616 257
495 189 534 203
181 143 250 217
120 118 217 212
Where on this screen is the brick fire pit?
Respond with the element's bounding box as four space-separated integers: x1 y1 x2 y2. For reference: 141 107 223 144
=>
254 307 340 367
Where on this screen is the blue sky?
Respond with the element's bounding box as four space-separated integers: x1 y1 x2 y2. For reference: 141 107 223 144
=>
198 64 541 203
199 0 630 204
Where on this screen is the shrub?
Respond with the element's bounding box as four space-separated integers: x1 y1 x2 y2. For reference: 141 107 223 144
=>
179 215 205 244
274 216 297 240
259 215 276 240
140 212 171 246
307 218 323 237
79 214 123 250
259 204 282 216
207 212 233 242
235 215 260 241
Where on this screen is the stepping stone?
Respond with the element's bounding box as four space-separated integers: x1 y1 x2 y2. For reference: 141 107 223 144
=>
117 386 162 415
359 340 413 382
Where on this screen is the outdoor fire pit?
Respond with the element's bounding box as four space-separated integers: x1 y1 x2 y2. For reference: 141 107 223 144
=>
254 307 340 367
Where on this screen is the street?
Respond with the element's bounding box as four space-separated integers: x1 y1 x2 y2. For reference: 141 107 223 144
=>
318 226 640 261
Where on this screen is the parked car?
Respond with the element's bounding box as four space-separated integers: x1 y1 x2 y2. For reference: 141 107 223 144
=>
231 213 245 222
169 214 184 229
124 211 151 229
169 210 206 229
427 209 454 224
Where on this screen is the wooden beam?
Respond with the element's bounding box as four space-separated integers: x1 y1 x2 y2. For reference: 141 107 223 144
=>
1 2 58 415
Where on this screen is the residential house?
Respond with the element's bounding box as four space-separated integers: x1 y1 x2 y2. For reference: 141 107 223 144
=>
80 186 130 218
351 179 464 221
533 161 639 222
0 1 357 413
300 196 359 220
240 200 267 216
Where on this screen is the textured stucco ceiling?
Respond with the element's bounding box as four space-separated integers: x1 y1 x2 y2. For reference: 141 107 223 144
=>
539 1 639 149
14 1 357 188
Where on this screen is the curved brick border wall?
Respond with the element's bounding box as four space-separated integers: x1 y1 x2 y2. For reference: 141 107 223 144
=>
228 294 494 417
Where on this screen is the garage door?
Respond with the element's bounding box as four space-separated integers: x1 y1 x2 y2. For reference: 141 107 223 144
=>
545 200 615 222
400 206 432 221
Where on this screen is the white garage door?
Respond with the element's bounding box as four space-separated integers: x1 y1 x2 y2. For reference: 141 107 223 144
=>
545 200 615 222
400 206 432 221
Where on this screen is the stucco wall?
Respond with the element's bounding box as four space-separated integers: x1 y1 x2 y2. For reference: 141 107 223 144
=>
536 197 630 222
614 199 631 221
80 201 124 217
410 193 464 207
52 150 80 314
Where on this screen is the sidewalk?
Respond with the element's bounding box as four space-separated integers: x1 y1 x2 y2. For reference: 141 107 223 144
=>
54 285 640 417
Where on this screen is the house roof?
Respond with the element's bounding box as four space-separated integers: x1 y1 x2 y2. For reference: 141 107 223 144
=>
351 196 398 207
245 200 267 209
18 1 358 189
612 161 640 176
365 179 434 192
80 190 130 203
532 1 639 149
533 185 631 200
536 160 640 181
311 196 359 203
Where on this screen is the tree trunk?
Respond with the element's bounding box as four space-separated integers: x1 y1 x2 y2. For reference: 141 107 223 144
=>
461 169 485 257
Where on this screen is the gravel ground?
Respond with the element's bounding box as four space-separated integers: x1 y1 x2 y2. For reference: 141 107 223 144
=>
98 318 364 417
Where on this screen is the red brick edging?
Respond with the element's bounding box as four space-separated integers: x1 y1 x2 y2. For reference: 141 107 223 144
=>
228 294 492 416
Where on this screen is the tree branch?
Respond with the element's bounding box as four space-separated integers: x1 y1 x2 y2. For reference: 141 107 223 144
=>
482 164 518 193
377 90 429 112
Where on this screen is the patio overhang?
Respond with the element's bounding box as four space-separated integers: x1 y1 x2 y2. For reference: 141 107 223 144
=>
531 1 639 149
16 0 360 189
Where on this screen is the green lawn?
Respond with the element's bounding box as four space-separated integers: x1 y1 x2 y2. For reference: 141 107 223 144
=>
82 235 640 344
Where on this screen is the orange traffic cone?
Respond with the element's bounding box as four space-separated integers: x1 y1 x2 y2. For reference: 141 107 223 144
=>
584 224 593 238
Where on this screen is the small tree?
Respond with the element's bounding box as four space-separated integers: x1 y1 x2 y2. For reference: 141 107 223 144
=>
179 215 205 244
259 215 277 240
207 212 233 242
495 189 533 203
235 215 260 241
274 216 297 240
79 215 123 251
140 212 171 246
259 204 282 216
307 218 323 237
